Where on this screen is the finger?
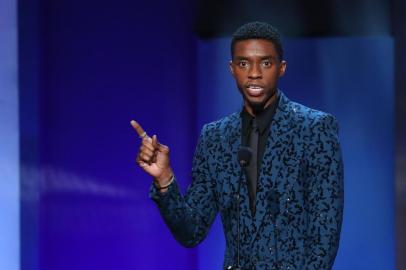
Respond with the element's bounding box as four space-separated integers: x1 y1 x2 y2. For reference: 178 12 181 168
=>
142 143 155 152
138 156 152 166
141 138 155 150
137 151 151 162
152 135 158 149
140 146 155 157
139 152 154 163
136 155 149 168
157 142 170 154
139 162 148 168
130 120 147 138
151 134 169 154
137 158 149 168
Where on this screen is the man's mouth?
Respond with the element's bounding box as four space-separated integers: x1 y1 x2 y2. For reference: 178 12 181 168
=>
246 85 264 97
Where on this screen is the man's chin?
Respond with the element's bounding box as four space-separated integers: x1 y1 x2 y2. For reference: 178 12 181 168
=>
247 100 266 114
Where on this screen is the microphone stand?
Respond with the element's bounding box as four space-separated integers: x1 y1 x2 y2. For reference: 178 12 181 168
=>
228 147 251 270
235 166 244 270
225 169 244 270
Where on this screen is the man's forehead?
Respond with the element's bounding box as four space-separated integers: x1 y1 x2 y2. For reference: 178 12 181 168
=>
234 39 277 56
235 39 275 49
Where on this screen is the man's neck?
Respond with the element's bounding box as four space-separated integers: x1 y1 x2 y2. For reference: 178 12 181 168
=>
244 91 278 117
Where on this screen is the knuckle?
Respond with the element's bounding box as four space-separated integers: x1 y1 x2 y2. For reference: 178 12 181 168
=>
147 144 154 150
142 140 152 147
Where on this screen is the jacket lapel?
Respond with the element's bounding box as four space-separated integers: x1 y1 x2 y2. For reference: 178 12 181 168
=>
220 92 299 246
222 113 257 238
252 92 297 241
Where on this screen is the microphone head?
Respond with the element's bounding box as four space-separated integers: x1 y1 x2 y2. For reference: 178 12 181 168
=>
238 147 252 167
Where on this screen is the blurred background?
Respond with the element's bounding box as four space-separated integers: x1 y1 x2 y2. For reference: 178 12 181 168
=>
1 0 405 269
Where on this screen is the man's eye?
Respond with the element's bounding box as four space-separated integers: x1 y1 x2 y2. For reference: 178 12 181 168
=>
262 60 271 67
238 61 248 68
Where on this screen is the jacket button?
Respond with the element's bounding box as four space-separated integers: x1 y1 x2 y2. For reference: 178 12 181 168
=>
252 257 258 265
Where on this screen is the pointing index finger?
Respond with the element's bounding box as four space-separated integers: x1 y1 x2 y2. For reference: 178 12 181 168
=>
130 120 147 138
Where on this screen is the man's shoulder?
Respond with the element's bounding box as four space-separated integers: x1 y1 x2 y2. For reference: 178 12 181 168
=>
287 100 337 127
201 112 240 134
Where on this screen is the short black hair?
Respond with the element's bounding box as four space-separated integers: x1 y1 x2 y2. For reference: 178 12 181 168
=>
231 22 284 61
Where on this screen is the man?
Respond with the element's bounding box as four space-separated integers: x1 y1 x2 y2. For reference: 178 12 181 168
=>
132 22 344 270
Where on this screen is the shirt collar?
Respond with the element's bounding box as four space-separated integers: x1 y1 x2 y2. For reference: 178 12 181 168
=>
240 91 280 135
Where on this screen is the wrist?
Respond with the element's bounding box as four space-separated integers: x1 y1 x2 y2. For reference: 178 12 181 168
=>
154 174 174 193
156 168 173 183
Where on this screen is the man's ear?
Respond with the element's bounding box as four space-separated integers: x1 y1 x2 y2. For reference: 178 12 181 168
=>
229 60 235 77
279 60 287 77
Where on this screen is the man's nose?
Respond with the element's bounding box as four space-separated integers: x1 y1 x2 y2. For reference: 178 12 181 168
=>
248 64 262 79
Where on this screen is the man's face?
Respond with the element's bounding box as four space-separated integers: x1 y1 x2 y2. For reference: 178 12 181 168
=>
230 39 286 114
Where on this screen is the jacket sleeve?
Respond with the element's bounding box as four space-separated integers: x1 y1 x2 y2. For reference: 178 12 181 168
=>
303 114 344 270
149 124 219 247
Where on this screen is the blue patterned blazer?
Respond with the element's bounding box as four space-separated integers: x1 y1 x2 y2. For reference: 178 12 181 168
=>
150 91 344 270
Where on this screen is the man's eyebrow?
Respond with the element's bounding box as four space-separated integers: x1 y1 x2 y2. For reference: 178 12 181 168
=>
233 55 276 60
260 55 275 60
233 56 249 61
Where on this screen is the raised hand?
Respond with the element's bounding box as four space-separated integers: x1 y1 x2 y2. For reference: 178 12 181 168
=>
131 120 173 187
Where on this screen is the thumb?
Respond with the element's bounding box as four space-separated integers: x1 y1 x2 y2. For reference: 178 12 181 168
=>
152 135 158 149
152 135 169 154
158 142 170 154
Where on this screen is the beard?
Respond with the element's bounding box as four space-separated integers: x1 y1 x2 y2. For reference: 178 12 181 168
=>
241 87 277 115
249 100 266 115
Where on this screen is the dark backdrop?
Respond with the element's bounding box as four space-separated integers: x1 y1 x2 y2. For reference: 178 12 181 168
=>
20 0 199 269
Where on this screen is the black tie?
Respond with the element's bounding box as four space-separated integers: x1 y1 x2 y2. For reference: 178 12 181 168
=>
247 118 259 216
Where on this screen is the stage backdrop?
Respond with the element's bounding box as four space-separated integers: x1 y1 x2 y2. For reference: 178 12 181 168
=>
196 37 395 270
18 1 396 269
19 0 198 269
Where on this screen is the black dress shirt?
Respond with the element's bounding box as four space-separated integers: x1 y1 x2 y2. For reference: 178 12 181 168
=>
241 94 279 173
240 93 279 214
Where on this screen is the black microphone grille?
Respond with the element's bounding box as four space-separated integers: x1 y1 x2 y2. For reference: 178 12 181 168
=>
237 147 252 167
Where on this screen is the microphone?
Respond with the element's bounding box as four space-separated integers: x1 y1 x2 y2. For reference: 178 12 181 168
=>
227 147 252 270
238 147 252 167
